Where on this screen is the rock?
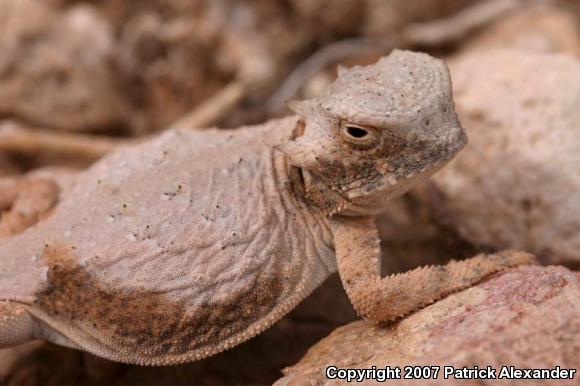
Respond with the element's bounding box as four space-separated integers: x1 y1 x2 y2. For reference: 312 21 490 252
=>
0 341 44 381
376 186 476 274
0 0 128 132
0 153 21 178
363 0 478 37
0 176 59 238
429 49 580 267
0 167 76 238
276 265 580 385
110 0 306 132
461 3 580 56
289 0 364 38
114 9 233 133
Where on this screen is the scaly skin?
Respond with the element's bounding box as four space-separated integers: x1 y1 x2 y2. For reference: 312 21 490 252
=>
0 50 535 365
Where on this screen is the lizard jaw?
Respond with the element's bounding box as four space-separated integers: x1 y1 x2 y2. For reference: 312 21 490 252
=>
297 158 447 217
339 159 451 216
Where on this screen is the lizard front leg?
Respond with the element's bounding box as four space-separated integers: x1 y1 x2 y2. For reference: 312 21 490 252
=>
330 216 536 322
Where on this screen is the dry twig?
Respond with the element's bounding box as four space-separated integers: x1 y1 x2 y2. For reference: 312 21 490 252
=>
0 123 127 160
169 80 247 129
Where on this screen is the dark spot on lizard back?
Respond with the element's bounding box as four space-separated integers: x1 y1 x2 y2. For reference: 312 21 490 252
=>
36 243 285 359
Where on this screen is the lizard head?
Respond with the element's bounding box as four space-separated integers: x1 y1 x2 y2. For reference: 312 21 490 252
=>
278 50 467 216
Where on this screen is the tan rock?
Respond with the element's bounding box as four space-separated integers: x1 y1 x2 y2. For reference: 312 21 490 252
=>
112 1 304 132
0 176 59 238
430 49 580 266
0 0 128 132
0 153 21 178
364 0 478 37
0 167 76 238
462 4 580 56
276 265 580 385
376 187 476 274
289 0 364 37
0 341 44 381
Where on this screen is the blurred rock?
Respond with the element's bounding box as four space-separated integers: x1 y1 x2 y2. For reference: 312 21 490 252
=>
115 10 231 133
276 265 580 385
377 6 580 270
110 0 311 132
428 49 580 267
376 186 476 274
0 342 45 382
289 0 364 39
1 342 85 386
0 176 59 238
364 0 478 37
462 3 580 56
0 0 129 132
0 153 22 177
46 0 490 132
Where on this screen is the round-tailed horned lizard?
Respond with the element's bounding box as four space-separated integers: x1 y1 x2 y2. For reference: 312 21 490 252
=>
0 50 535 365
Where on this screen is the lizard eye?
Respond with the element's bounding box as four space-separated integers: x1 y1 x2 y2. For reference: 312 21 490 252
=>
340 122 380 150
346 126 368 138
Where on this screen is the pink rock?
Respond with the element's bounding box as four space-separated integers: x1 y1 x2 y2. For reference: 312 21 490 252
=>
461 3 580 56
276 265 580 385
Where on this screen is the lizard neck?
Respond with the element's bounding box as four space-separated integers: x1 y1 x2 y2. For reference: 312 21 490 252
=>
281 118 352 217
297 168 352 217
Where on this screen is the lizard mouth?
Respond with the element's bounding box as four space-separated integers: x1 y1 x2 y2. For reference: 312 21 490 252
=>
293 157 447 217
343 160 445 199
342 167 441 215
